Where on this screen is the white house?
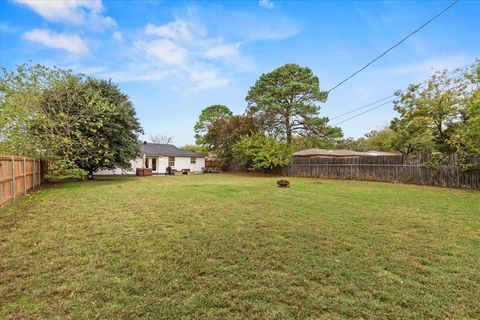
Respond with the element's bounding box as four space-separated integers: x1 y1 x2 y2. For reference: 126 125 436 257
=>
95 143 205 175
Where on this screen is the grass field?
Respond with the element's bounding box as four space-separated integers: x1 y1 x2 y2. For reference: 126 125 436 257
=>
1 174 479 319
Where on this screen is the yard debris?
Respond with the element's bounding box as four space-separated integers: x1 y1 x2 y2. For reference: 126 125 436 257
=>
277 179 290 188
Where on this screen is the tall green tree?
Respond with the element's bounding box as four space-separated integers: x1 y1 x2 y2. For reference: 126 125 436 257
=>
391 69 469 154
0 64 72 156
33 77 143 178
246 63 339 144
389 117 434 158
203 115 261 158
358 128 397 152
291 135 344 152
180 144 207 154
194 104 233 145
390 61 480 159
335 137 365 152
1 63 143 178
448 61 480 154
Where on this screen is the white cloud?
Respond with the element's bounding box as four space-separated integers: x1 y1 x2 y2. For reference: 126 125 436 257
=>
134 38 188 67
112 31 123 41
141 19 241 62
188 67 231 92
13 0 116 29
203 43 239 59
126 18 240 91
145 20 202 43
99 67 170 82
61 11 295 92
237 17 300 41
70 18 237 91
259 0 274 9
22 28 89 55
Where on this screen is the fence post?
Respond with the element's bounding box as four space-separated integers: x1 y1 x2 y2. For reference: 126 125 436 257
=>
39 160 42 185
11 156 16 202
457 166 460 188
23 157 27 195
32 159 35 191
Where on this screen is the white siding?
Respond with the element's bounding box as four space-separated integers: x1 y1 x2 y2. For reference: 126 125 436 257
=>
94 158 143 175
94 156 205 175
170 156 205 172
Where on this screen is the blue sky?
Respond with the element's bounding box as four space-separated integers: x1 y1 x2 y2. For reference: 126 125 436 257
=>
1 0 479 145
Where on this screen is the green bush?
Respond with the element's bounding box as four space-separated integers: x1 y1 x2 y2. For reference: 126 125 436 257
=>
45 160 88 181
232 133 292 171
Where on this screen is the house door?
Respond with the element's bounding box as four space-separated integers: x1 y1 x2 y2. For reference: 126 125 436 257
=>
151 158 157 172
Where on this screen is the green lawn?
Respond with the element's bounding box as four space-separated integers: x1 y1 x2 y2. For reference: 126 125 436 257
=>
1 174 479 319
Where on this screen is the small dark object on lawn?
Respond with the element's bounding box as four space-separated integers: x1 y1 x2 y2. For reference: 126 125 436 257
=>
313 181 322 184
277 179 290 188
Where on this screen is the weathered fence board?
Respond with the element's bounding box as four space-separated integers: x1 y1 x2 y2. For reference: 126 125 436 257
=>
0 156 48 207
278 154 480 190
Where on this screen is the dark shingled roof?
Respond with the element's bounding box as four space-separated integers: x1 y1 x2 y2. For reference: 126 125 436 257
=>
141 143 204 158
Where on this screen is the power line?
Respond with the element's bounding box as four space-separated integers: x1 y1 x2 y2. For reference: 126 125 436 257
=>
329 62 474 125
327 0 460 93
329 62 475 125
332 99 395 126
329 95 394 121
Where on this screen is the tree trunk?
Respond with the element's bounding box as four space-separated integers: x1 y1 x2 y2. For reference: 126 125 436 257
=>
285 116 291 145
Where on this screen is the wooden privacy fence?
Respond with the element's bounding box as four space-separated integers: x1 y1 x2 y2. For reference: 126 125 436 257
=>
278 154 480 190
0 156 48 207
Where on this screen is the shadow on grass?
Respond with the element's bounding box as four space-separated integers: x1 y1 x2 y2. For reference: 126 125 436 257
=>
45 175 140 190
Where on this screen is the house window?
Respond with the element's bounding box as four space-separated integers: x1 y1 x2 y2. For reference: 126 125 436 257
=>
168 156 175 167
144 158 149 168
190 157 196 164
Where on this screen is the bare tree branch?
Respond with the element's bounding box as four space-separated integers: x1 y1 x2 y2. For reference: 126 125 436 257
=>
149 133 174 144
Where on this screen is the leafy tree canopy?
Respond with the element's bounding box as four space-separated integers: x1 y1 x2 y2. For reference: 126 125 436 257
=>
246 63 339 144
1 63 143 179
391 62 479 155
0 64 72 157
448 61 480 155
180 144 207 154
291 134 343 152
358 128 397 152
389 117 434 157
194 104 233 145
203 115 261 159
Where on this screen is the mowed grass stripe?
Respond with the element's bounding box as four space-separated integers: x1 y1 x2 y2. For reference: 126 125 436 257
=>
1 174 479 319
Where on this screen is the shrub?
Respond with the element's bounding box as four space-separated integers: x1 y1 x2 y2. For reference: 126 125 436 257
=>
232 133 292 171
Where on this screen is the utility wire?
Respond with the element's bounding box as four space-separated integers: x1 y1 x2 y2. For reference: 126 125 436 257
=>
327 0 460 93
329 95 395 121
329 62 474 125
332 99 395 126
